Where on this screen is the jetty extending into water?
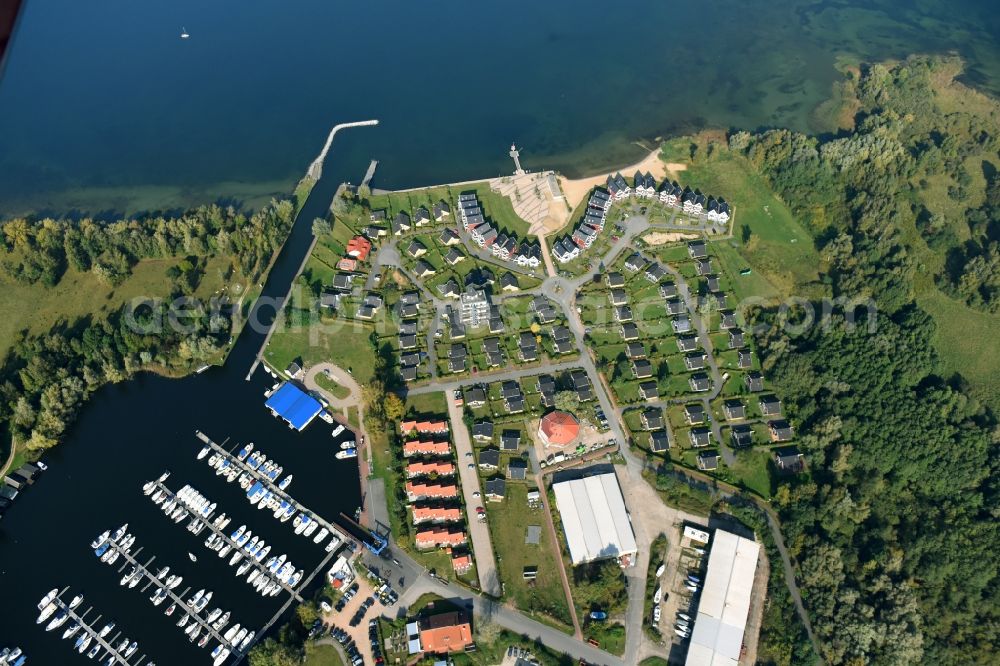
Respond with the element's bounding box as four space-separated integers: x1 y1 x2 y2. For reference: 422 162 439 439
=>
146 478 306 604
194 431 352 551
49 587 152 666
99 539 245 655
306 120 379 181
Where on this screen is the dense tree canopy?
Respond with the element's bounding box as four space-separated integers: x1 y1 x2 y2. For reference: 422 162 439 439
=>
732 56 999 664
0 200 294 449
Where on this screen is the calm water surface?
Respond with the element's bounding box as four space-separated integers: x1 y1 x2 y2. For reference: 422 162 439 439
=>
0 0 998 215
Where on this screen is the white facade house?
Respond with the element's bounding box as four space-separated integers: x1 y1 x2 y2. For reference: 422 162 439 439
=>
552 472 638 566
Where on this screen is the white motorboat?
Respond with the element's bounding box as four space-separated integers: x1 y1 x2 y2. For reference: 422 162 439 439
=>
313 527 330 544
331 424 345 437
165 602 176 616
223 624 241 642
63 620 81 639
69 593 84 609
37 602 57 624
177 613 190 628
46 609 69 631
206 608 222 624
278 475 292 490
187 589 205 608
91 530 110 549
239 630 255 651
236 560 253 576
111 523 128 542
188 626 201 643
197 445 210 460
77 634 92 654
214 648 231 665
38 588 59 610
303 520 318 538
213 611 231 630
125 641 138 657
156 566 170 580
656 564 665 578
99 622 115 637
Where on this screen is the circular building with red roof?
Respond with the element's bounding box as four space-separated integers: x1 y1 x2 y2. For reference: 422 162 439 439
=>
537 411 580 448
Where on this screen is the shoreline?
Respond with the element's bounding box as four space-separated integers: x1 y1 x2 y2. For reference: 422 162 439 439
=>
372 144 689 216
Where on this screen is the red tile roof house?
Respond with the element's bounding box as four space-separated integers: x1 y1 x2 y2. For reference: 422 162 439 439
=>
402 440 451 458
400 420 450 435
405 481 459 501
411 506 463 525
346 235 372 261
451 553 473 574
415 527 467 549
406 461 456 478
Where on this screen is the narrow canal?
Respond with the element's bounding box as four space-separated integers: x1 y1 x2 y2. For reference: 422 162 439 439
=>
0 139 372 664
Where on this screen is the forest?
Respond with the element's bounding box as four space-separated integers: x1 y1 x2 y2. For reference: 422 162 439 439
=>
0 200 294 451
730 56 999 664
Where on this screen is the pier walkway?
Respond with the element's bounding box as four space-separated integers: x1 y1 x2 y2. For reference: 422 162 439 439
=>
306 120 379 181
361 160 378 189
147 479 305 603
101 539 244 653
194 431 351 552
52 587 152 666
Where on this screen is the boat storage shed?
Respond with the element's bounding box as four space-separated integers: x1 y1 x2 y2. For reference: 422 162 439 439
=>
685 529 761 666
552 471 637 565
265 382 323 431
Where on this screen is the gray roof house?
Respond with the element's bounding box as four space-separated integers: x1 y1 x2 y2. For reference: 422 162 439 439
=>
473 422 495 442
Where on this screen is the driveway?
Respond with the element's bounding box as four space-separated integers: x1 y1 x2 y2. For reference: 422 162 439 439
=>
445 396 502 596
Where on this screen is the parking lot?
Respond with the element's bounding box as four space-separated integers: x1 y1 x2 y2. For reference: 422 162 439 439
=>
318 569 397 666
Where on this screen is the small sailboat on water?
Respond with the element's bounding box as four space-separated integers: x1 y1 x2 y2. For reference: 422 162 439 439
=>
180 27 190 39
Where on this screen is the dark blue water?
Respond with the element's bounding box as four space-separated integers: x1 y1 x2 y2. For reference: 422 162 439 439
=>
0 169 364 664
0 0 998 216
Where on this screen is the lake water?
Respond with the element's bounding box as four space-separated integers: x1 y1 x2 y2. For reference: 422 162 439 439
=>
0 0 998 216
0 0 999 662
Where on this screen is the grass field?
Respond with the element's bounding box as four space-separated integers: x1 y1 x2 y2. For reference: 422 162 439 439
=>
264 320 377 383
314 372 351 399
485 483 574 630
918 290 1000 410
659 138 824 300
304 643 345 666
0 254 234 359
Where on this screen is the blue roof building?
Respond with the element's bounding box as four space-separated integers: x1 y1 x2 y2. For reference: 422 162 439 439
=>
265 382 322 431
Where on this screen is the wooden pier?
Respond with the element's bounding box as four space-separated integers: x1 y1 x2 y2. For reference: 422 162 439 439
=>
51 587 150 665
194 431 351 551
100 537 246 654
360 160 378 189
147 479 305 603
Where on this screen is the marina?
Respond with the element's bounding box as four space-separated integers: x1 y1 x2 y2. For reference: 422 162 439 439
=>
143 478 307 603
90 526 251 662
194 431 351 550
42 586 151 666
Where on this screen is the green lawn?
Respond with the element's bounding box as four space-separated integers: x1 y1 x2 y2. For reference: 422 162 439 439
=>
264 321 378 384
485 484 574 630
405 392 448 416
304 643 345 666
314 372 351 399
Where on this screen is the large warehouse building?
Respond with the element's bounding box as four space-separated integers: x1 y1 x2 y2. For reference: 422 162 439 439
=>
685 529 761 666
552 471 637 565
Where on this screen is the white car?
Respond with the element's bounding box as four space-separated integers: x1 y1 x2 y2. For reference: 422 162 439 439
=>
320 601 332 613
652 604 661 623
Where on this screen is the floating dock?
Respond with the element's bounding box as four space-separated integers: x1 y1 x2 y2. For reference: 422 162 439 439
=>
49 587 150 666
194 431 352 550
146 479 305 604
99 537 247 654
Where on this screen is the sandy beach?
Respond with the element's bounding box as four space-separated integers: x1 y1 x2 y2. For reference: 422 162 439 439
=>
557 147 687 210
